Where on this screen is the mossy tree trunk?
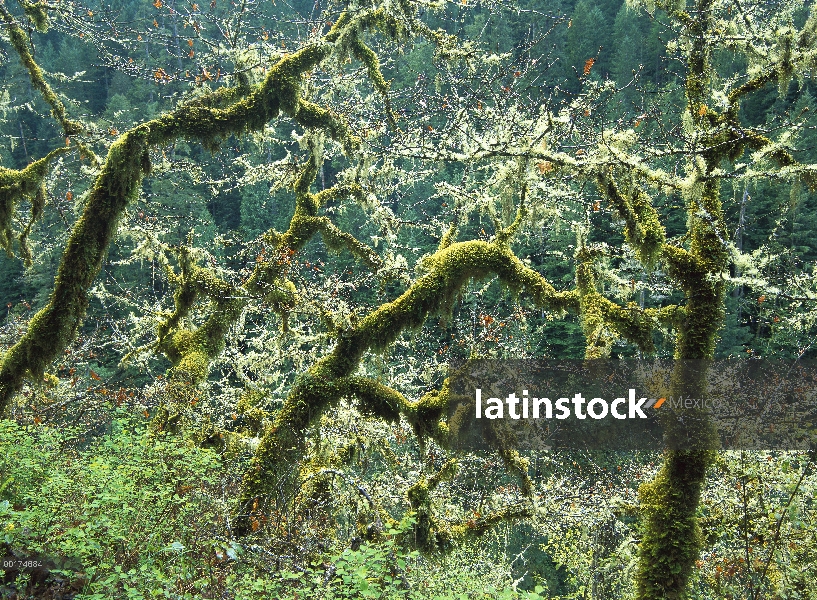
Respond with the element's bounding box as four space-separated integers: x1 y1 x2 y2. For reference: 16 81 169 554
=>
635 2 726 597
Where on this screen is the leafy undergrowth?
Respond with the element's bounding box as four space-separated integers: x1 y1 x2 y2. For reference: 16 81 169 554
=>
0 414 547 599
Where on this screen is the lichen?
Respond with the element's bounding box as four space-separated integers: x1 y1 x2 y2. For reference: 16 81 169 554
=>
0 4 81 135
597 172 665 267
0 147 68 263
235 239 582 531
0 10 396 410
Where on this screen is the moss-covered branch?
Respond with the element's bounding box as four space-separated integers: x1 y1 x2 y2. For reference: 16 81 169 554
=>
0 11 397 411
400 458 532 551
151 156 376 430
596 172 665 267
0 147 69 263
0 0 82 136
575 248 663 359
235 239 581 531
0 129 152 410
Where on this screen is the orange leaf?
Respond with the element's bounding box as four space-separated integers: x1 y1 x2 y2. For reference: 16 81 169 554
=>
583 57 595 75
537 161 552 174
90 370 101 380
143 409 150 418
758 295 766 303
698 104 707 116
188 39 194 46
154 0 162 6
65 191 73 201
153 19 159 27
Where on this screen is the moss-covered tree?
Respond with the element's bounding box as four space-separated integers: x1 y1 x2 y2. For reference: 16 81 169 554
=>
2 0 817 597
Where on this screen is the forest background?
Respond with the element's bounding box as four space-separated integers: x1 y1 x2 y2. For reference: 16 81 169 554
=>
1 0 817 598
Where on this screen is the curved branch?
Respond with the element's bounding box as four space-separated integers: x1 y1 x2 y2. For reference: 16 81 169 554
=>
235 239 580 530
0 16 384 411
596 171 666 267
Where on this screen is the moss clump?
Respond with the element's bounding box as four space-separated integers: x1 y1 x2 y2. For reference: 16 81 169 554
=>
236 389 269 435
598 173 665 267
404 460 458 552
347 377 403 423
0 148 68 263
635 449 713 598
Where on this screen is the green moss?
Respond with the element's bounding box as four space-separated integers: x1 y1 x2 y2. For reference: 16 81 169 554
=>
0 148 68 262
575 249 657 357
635 449 713 598
18 0 48 32
236 389 268 435
238 240 580 524
347 377 402 423
0 12 389 410
0 130 150 407
404 460 458 552
349 34 396 127
636 7 734 594
598 174 665 267
0 5 80 134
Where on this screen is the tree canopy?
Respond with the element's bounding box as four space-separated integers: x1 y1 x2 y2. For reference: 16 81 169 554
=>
2 0 817 597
